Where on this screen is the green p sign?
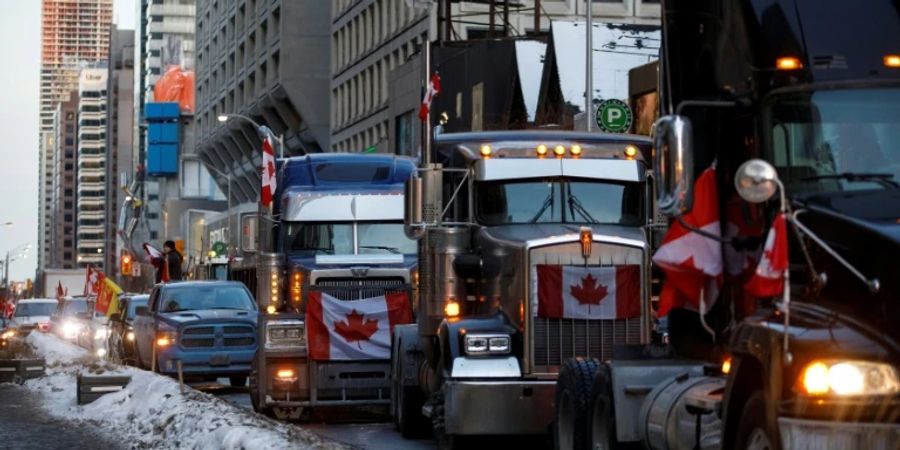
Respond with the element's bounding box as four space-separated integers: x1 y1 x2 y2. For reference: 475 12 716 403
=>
212 241 227 256
596 99 633 133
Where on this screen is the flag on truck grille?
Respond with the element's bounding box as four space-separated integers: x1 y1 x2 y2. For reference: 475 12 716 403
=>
307 291 412 360
652 166 723 317
745 212 788 297
536 265 641 319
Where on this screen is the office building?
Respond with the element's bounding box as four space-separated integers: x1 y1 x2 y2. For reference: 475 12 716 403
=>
49 91 81 269
76 68 109 268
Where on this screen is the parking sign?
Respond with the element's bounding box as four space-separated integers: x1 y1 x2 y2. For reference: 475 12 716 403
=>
596 99 633 133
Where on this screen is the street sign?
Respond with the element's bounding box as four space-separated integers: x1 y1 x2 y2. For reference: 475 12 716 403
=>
212 241 227 256
595 99 633 133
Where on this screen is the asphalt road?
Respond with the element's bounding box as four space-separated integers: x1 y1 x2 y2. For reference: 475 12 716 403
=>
0 383 123 450
204 379 552 450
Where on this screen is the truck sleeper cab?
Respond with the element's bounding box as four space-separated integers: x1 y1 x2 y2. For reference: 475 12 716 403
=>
248 153 418 419
392 131 657 445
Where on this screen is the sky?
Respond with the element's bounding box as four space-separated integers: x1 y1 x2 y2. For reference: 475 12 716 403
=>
0 0 133 282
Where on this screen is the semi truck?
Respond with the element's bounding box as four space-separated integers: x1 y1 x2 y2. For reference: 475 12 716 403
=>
219 153 419 419
551 1 900 450
38 269 86 298
391 130 657 447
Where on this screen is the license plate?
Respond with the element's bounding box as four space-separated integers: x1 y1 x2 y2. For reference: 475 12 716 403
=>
209 354 230 366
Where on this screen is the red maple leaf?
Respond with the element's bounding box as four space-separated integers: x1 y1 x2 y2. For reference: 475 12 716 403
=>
570 273 609 313
333 310 379 349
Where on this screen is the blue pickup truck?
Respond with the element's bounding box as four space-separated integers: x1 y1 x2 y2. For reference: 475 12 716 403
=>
133 281 258 385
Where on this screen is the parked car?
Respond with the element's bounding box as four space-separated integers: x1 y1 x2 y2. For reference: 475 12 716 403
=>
133 281 258 385
50 296 90 342
107 294 149 364
9 298 57 336
77 309 111 357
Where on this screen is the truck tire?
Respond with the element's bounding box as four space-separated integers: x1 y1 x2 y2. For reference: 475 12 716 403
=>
229 376 247 388
554 358 599 450
394 342 429 438
587 364 617 450
734 391 781 450
249 356 274 418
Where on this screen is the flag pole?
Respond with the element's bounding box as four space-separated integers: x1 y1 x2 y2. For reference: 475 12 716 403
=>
422 41 432 166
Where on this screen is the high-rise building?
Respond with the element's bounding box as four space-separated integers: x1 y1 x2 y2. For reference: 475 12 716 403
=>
38 0 113 270
329 0 660 153
105 29 136 276
194 0 331 204
76 68 109 268
50 90 80 269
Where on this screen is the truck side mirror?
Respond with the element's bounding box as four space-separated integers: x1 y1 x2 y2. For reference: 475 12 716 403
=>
652 115 694 217
135 306 149 317
404 177 425 240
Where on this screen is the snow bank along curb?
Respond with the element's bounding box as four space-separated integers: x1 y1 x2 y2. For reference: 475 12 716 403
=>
23 333 348 450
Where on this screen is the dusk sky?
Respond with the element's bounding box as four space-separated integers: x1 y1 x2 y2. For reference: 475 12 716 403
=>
0 0 134 281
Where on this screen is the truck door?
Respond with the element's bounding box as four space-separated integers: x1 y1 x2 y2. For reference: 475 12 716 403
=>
134 287 160 366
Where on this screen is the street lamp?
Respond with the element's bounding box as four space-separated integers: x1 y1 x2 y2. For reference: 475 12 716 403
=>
217 113 286 158
3 243 32 289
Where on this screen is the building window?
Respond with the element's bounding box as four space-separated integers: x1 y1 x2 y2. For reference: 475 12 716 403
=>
395 110 415 156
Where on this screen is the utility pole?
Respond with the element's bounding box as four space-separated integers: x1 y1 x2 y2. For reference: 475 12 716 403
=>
585 0 594 132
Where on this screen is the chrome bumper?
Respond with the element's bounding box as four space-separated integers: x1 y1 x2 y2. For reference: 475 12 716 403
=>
444 379 556 435
778 417 900 450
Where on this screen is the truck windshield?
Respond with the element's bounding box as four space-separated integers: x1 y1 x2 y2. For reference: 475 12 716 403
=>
284 221 416 256
767 88 900 194
14 303 56 317
160 285 255 312
475 178 644 226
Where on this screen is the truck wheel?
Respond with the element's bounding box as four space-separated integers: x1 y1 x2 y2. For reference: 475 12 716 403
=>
587 364 617 450
554 358 599 450
249 357 275 418
229 376 247 388
734 391 780 450
394 343 429 438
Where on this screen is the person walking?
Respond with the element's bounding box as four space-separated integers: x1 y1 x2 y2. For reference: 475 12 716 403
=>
163 241 184 281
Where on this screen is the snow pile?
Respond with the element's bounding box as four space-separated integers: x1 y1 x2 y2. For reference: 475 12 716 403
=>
24 333 347 450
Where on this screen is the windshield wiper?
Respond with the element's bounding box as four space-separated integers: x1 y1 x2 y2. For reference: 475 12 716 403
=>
801 172 898 188
567 190 599 224
359 245 401 254
298 247 334 254
530 191 555 223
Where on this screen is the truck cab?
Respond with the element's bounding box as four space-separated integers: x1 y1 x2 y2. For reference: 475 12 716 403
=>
247 153 418 419
393 130 656 445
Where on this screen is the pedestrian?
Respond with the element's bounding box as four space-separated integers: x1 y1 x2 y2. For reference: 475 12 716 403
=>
163 240 184 281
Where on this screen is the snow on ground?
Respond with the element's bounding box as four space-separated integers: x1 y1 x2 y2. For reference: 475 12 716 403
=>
23 332 348 450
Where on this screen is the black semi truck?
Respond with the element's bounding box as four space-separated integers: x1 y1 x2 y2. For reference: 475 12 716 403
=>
552 1 900 449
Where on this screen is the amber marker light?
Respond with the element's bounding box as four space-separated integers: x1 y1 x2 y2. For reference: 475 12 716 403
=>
885 55 900 68
157 336 172 347
579 227 593 259
801 361 831 395
445 300 460 317
722 357 732 375
570 144 582 157
776 56 803 70
536 144 548 157
553 145 566 157
275 369 296 381
480 145 492 157
624 145 638 159
266 304 277 315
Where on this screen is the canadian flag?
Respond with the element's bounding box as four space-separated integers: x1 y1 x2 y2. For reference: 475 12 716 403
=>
418 72 441 121
84 265 101 296
261 136 277 208
652 167 723 317
143 243 169 283
536 265 641 319
745 213 788 297
307 291 413 360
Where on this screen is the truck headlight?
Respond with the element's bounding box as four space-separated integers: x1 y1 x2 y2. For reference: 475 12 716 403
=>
465 334 511 355
1 330 15 340
62 321 82 339
799 360 900 397
94 328 108 340
266 319 305 349
126 331 135 342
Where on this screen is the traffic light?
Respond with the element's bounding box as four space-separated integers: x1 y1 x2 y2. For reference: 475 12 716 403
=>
121 252 133 276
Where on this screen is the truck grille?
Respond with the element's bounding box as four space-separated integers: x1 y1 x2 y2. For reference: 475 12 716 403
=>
315 277 406 301
533 317 642 368
179 324 256 349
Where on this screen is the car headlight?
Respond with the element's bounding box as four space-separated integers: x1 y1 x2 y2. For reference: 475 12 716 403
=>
465 334 511 355
799 360 900 397
1 330 15 340
266 319 305 349
126 331 135 342
156 330 178 347
94 328 108 340
62 321 82 338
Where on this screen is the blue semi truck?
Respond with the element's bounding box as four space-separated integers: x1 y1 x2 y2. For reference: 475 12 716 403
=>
218 153 419 419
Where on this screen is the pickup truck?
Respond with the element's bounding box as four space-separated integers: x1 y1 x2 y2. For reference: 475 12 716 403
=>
133 281 258 385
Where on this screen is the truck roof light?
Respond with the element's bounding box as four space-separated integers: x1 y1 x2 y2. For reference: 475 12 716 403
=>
480 145 492 157
536 144 548 157
553 145 566 157
579 227 592 259
776 56 803 70
885 55 900 68
266 304 277 315
570 145 582 156
624 145 638 159
444 300 460 317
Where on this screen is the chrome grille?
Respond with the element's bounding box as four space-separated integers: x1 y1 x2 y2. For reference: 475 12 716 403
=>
315 277 406 301
533 317 642 367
